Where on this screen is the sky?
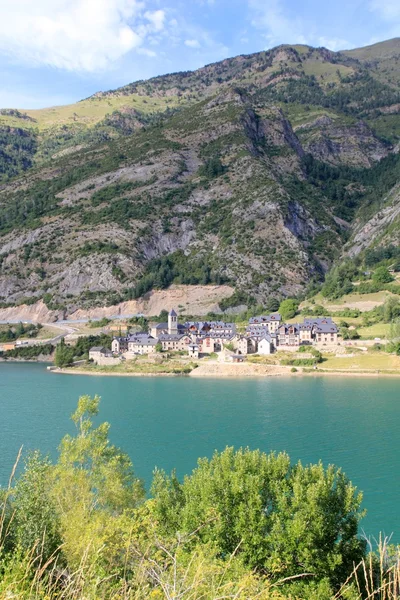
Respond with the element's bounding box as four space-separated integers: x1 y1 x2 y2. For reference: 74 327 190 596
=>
0 0 399 109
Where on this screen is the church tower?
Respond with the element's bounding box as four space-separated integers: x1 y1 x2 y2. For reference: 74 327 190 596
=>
168 309 178 335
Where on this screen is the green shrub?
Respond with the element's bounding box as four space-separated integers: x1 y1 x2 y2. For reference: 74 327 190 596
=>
88 317 111 328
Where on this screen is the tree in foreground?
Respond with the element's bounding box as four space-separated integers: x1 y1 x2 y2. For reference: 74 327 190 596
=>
152 446 366 587
0 397 380 600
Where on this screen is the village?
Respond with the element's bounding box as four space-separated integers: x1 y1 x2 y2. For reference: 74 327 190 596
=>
88 310 339 365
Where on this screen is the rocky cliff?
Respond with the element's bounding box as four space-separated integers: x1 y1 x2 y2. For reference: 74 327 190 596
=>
1 40 400 312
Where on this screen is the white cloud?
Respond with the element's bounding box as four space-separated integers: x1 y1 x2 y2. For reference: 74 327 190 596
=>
317 36 350 51
185 39 201 48
144 9 166 32
369 0 400 39
248 0 306 46
0 0 167 72
248 0 349 50
369 0 400 20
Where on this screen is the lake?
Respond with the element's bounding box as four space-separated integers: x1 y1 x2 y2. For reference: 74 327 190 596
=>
0 362 398 541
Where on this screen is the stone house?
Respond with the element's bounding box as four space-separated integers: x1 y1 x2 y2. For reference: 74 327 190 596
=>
197 336 216 354
303 318 338 344
111 336 129 354
151 309 187 338
246 315 338 349
158 334 192 352
314 323 338 344
89 346 116 365
184 321 207 335
89 346 112 359
299 324 313 344
258 335 273 355
188 343 199 358
277 324 300 347
236 336 252 355
248 314 281 334
208 321 236 335
231 354 245 363
184 321 236 337
128 335 157 354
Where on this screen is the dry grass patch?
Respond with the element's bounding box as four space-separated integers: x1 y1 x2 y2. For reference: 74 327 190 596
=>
321 352 400 372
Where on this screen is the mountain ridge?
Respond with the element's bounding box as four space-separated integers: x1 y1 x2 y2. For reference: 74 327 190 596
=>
1 39 400 313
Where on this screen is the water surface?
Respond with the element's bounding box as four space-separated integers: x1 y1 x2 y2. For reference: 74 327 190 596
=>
0 363 398 540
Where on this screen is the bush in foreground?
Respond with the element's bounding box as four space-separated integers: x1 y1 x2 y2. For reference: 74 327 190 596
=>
0 395 395 600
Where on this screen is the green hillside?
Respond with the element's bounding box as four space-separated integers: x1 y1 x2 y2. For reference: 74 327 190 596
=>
1 40 400 312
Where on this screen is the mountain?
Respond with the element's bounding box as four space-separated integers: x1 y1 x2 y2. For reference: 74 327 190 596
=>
1 39 400 313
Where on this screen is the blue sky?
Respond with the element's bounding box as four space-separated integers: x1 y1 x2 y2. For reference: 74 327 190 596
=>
0 0 399 109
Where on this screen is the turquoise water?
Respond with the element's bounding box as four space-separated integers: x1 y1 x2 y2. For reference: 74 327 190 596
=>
0 362 399 540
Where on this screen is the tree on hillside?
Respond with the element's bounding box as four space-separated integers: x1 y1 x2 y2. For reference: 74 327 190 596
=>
321 261 357 300
266 297 280 312
159 309 168 321
373 266 393 285
383 297 400 323
279 298 299 320
152 447 366 586
198 156 225 179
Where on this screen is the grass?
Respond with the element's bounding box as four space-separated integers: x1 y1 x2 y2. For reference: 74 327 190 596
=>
0 93 181 131
302 291 393 313
302 59 354 82
321 352 400 372
0 324 60 341
358 322 391 339
72 358 197 375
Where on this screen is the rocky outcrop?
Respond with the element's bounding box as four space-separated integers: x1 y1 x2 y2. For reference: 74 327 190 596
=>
298 121 390 167
0 285 235 323
346 183 400 256
1 40 400 309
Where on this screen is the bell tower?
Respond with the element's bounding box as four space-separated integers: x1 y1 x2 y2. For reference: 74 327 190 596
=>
168 309 178 335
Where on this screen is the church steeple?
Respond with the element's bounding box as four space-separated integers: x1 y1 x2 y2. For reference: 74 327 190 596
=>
168 309 178 335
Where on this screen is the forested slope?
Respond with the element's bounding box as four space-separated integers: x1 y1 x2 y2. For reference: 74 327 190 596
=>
1 40 400 311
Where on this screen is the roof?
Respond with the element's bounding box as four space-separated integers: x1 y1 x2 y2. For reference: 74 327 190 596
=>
303 317 333 326
249 313 281 324
200 332 235 340
158 334 187 341
128 335 157 345
169 309 177 317
278 324 300 333
314 324 338 334
184 321 235 331
154 322 186 331
127 332 150 341
246 325 276 338
259 334 272 343
89 346 112 354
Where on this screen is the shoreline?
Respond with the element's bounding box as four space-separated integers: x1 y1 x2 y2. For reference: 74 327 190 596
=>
49 364 400 379
50 367 184 377
0 358 52 363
